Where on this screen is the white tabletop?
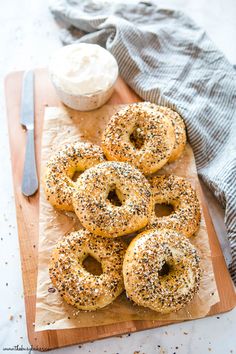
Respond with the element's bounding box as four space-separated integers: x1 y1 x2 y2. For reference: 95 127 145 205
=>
0 0 235 353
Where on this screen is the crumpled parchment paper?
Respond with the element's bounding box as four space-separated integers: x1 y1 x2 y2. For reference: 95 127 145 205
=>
35 105 219 331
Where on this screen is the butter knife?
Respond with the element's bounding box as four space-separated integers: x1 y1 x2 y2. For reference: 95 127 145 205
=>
20 70 38 196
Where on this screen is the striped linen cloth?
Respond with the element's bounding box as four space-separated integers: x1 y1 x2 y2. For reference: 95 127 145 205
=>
50 0 236 284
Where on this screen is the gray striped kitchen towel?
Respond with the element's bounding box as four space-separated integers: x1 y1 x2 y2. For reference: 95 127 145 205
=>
50 0 236 284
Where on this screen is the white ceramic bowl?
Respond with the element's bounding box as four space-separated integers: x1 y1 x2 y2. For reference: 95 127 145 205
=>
49 43 118 111
51 76 117 111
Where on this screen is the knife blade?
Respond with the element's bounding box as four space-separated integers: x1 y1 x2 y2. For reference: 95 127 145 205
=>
20 70 38 196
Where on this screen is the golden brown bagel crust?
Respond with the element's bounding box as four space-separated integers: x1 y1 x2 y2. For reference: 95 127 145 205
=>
49 229 127 311
156 106 186 162
43 141 105 211
72 161 153 237
147 175 201 237
101 102 175 174
123 229 201 314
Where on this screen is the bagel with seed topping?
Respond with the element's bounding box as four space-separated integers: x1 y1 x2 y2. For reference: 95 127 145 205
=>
43 141 105 211
49 229 127 311
156 106 186 162
123 228 201 313
147 175 201 237
72 161 153 237
101 102 175 175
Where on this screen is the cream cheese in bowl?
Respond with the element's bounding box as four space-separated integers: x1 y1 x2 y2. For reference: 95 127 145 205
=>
49 43 119 111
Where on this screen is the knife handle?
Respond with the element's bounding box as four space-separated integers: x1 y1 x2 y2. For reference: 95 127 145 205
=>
21 128 38 196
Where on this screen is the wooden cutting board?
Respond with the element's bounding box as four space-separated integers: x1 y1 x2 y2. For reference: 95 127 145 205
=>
5 69 236 351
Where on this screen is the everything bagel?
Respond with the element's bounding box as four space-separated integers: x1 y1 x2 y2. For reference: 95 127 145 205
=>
49 229 127 310
102 102 175 174
72 161 153 237
147 175 201 237
156 106 186 162
123 228 201 313
43 141 105 211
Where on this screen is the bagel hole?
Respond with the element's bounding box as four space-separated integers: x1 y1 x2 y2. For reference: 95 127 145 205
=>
158 262 172 277
82 255 103 276
130 126 145 149
155 203 174 217
107 189 122 207
72 170 83 182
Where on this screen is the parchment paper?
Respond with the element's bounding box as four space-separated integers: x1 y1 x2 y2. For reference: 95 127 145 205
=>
35 105 219 331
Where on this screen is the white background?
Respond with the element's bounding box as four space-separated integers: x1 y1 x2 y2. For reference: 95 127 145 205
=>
0 0 235 353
